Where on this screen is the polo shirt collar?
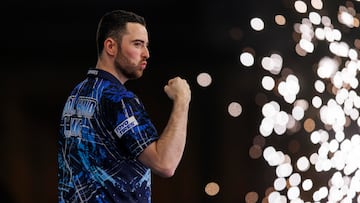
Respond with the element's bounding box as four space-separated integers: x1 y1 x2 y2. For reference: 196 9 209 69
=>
87 68 123 86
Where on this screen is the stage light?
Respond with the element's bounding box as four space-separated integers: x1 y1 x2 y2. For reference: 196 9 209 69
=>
196 72 212 87
205 182 220 196
250 17 264 31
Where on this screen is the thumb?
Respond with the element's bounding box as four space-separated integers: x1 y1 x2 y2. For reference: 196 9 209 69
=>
163 84 174 100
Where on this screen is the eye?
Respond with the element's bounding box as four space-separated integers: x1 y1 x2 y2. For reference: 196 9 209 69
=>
134 42 142 47
133 40 145 48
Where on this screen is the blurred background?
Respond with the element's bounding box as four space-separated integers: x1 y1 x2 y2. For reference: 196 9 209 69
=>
1 0 360 202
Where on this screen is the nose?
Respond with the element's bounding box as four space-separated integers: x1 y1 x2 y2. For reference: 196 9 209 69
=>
143 46 150 59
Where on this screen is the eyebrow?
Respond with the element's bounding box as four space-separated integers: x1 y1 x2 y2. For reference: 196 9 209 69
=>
132 39 149 46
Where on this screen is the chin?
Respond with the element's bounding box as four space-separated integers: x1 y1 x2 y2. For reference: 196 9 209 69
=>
128 72 143 80
136 70 144 78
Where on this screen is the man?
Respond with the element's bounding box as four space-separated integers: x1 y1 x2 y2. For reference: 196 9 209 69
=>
57 9 191 203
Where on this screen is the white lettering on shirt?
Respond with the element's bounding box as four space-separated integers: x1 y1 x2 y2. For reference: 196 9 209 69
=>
114 116 139 139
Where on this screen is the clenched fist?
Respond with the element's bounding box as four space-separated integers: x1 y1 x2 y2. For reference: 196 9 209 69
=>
164 77 191 105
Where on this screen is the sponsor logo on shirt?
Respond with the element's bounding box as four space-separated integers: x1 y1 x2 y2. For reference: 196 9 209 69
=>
114 116 139 138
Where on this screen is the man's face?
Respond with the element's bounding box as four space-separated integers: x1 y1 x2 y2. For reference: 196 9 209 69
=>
114 22 150 80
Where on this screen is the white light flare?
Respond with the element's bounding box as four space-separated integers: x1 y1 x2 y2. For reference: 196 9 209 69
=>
296 156 310 172
312 96 322 108
314 80 325 93
319 99 346 131
262 76 275 91
294 1 307 14
250 17 265 31
261 54 283 75
317 57 339 79
228 102 242 117
197 72 212 87
260 101 291 136
338 6 355 28
311 0 323 10
277 74 300 104
240 52 255 67
302 179 313 191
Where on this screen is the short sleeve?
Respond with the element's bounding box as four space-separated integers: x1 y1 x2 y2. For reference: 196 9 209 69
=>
101 89 159 158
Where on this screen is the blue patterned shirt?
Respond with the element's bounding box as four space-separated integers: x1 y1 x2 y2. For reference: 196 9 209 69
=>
58 69 159 203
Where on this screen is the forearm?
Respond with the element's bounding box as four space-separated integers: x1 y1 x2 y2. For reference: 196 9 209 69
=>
156 101 189 171
138 100 189 177
138 76 191 177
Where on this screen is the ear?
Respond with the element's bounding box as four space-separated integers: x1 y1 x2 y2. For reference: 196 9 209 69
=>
103 38 118 56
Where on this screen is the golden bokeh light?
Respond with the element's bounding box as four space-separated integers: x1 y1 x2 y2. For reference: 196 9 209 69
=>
205 182 220 196
303 118 315 133
245 191 259 203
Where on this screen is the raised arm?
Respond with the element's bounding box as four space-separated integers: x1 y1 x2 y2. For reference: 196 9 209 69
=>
138 76 191 177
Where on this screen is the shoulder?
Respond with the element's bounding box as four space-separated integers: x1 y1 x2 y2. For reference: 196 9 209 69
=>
101 82 137 104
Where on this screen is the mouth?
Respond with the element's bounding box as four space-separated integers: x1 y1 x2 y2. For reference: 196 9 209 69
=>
140 62 147 69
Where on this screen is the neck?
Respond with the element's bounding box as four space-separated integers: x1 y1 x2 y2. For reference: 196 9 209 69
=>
96 59 127 84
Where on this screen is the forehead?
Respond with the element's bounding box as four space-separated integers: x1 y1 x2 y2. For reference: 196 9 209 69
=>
123 22 149 41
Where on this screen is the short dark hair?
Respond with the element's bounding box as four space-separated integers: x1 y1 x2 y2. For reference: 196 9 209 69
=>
96 10 146 56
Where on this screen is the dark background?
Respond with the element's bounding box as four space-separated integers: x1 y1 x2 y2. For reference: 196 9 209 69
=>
1 0 359 202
